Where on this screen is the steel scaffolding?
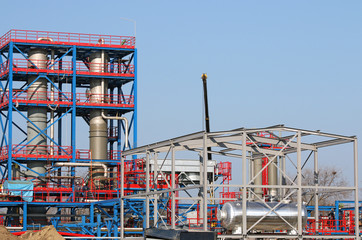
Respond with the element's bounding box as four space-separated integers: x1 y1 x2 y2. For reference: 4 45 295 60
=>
0 29 137 237
121 125 359 239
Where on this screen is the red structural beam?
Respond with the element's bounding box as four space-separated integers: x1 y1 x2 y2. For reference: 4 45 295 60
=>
0 59 135 78
306 218 355 234
0 90 134 108
12 145 72 159
0 29 135 50
76 93 134 107
0 146 123 161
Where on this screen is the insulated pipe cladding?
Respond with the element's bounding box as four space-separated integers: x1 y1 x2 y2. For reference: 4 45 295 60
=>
253 157 278 199
253 158 263 199
27 49 48 178
268 157 278 197
26 48 48 223
218 201 308 233
89 50 109 188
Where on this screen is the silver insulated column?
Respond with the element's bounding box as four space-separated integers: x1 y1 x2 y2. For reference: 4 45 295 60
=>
27 49 48 223
253 158 263 199
27 49 48 177
89 50 108 188
268 157 278 198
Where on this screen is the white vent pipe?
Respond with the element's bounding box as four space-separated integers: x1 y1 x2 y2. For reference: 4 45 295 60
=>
101 111 129 149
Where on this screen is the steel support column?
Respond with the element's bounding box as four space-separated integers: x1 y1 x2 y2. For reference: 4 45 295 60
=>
314 149 319 231
171 145 176 229
133 49 137 151
145 151 150 229
242 131 247 237
120 156 125 239
202 133 208 231
22 202 27 231
7 42 13 180
297 131 302 239
153 153 158 227
353 139 359 238
71 45 77 202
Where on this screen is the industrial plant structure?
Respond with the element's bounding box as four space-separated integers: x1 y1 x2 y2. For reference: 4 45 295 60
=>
0 29 360 239
0 29 136 237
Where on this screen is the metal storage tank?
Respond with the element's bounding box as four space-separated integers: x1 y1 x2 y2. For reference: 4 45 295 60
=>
218 201 308 232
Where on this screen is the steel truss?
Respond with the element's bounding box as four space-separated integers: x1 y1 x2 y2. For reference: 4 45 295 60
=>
121 125 359 239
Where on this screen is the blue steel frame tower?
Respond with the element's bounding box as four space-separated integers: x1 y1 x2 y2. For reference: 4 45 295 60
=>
0 30 137 237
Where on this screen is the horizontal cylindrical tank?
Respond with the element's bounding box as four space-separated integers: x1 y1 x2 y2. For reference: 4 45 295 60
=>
218 201 307 231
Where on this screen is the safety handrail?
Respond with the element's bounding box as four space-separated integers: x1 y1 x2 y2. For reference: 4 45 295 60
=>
0 29 135 50
4 58 135 77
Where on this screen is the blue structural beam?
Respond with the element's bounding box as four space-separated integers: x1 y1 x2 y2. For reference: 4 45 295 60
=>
133 49 137 152
12 107 70 155
7 41 13 180
334 200 362 231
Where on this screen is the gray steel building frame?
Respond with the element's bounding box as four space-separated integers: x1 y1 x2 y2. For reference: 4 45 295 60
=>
120 125 359 240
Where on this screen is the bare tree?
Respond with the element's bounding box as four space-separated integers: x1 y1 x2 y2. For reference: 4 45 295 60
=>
292 166 350 206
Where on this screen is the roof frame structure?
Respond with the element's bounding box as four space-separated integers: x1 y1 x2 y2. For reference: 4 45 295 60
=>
120 125 359 239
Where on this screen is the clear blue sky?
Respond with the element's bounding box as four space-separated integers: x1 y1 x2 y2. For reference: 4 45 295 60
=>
1 1 361 183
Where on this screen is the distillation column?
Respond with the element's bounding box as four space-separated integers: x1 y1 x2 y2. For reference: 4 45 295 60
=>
27 49 48 178
27 48 48 222
89 50 108 188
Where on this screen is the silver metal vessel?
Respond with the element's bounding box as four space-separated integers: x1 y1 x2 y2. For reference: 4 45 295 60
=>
27 48 48 177
218 201 307 232
26 48 48 223
89 50 109 187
